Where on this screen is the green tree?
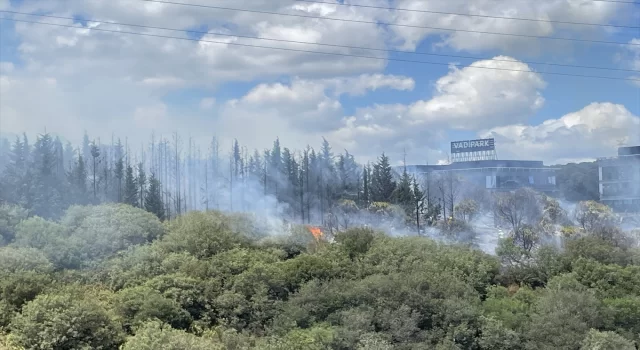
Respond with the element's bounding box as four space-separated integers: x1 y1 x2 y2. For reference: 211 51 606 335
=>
124 164 138 207
575 201 617 234
580 329 635 350
455 199 479 223
90 141 101 201
68 154 89 205
371 153 396 202
0 204 29 245
2 135 32 209
392 167 414 218
121 321 223 350
137 162 147 208
31 133 64 219
9 289 125 350
145 172 166 221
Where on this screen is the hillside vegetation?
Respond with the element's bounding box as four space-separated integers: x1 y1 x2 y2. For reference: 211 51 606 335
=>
0 203 639 350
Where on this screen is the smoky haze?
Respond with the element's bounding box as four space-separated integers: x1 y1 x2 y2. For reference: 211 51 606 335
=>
0 129 639 256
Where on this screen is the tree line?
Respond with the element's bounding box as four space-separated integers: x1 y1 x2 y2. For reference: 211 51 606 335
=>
0 132 460 232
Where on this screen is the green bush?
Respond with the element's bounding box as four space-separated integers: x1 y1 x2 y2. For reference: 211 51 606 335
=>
121 321 224 350
9 288 124 350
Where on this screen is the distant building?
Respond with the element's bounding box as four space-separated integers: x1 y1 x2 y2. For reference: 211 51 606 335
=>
405 160 558 194
598 146 640 213
402 138 559 194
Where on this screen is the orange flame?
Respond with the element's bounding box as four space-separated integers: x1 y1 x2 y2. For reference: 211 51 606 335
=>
307 226 323 241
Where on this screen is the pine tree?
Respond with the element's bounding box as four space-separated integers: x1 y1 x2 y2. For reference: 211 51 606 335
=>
371 153 396 202
393 167 414 217
90 142 101 201
123 164 138 207
32 133 63 218
145 173 165 221
114 139 124 202
233 139 241 179
362 164 370 207
68 154 89 205
53 136 65 181
269 138 282 199
82 131 91 166
303 147 311 223
412 176 425 233
283 147 295 203
63 141 75 172
137 162 146 208
2 135 32 208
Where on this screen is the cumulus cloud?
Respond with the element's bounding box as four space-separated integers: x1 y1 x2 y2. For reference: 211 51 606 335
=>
408 56 546 129
0 0 635 166
328 56 545 163
200 98 216 110
215 73 415 152
388 0 623 53
480 103 640 164
626 38 640 85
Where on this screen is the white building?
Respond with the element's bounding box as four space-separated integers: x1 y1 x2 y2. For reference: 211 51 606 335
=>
598 146 640 213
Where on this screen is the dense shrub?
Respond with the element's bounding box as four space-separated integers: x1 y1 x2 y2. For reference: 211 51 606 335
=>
0 204 638 349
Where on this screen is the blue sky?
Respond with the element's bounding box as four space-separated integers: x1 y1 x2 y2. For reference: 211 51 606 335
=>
0 0 639 165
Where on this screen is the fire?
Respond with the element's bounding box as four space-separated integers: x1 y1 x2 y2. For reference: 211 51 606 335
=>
306 226 323 241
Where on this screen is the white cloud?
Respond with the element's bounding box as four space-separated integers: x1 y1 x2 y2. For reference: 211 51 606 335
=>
200 97 216 110
327 56 546 163
626 38 640 85
215 73 415 152
480 102 640 164
389 0 623 53
133 103 169 128
408 56 546 129
0 0 635 166
324 74 415 97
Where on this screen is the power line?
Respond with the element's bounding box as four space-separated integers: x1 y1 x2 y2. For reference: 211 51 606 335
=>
294 0 640 29
1 17 638 82
3 11 638 73
578 0 638 3
133 0 639 47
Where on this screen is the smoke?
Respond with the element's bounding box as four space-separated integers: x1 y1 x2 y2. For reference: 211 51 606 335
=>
2 130 638 256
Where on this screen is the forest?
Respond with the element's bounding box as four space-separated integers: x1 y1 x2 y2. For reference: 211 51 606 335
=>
0 132 638 349
0 131 599 228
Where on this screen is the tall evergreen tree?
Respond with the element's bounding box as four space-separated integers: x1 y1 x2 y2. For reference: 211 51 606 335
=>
362 164 370 207
371 153 396 202
412 176 425 233
90 142 101 201
114 139 124 202
233 139 242 179
32 133 63 218
123 164 138 207
82 131 91 165
137 162 147 208
53 136 65 181
393 166 414 217
2 135 32 208
145 173 165 221
68 154 89 205
248 150 262 179
269 138 282 198
63 141 75 172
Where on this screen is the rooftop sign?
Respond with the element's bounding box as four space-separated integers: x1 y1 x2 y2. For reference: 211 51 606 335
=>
451 138 495 154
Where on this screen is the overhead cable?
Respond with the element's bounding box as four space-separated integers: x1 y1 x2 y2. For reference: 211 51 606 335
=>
2 10 638 73
134 0 640 47
293 0 640 29
1 17 638 82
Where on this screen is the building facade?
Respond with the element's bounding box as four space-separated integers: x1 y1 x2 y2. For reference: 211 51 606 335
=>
598 146 640 213
405 159 559 194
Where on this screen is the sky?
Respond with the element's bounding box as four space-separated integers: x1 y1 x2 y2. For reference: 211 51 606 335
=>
0 0 639 166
